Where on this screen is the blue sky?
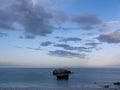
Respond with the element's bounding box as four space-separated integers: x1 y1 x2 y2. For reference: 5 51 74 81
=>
0 0 120 68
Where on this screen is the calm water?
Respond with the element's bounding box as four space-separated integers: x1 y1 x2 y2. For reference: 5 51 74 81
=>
0 68 120 88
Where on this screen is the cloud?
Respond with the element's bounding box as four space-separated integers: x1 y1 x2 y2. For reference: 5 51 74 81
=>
48 50 86 58
97 30 120 43
53 10 68 23
56 37 81 42
72 13 102 30
41 41 53 46
54 44 92 52
15 46 41 50
85 41 102 50
11 0 54 36
54 44 75 50
26 47 41 50
0 0 55 37
0 32 7 37
0 0 72 38
100 21 120 32
35 0 68 25
19 34 35 39
0 7 15 30
85 42 100 47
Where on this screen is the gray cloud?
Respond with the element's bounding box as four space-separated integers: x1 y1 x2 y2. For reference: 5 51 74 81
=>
72 13 102 30
53 10 68 23
48 50 86 58
54 44 92 52
15 46 41 50
55 27 81 31
25 35 35 39
56 37 81 42
1 0 118 40
85 42 100 47
41 41 53 46
100 21 120 32
85 41 102 50
54 44 75 50
11 0 54 36
97 30 120 43
19 34 35 39
26 47 41 50
36 0 68 23
0 32 7 37
0 7 15 30
0 0 55 37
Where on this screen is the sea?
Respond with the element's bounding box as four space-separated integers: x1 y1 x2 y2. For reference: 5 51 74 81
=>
0 68 120 88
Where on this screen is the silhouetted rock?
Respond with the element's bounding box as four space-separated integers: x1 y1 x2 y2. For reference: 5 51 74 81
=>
113 82 120 85
104 85 109 88
93 82 97 84
53 69 72 80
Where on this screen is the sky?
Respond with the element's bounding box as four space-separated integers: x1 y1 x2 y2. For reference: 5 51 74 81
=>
0 0 120 68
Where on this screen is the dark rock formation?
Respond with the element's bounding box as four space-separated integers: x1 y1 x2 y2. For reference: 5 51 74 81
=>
53 69 72 80
113 82 120 85
104 85 109 88
93 82 97 84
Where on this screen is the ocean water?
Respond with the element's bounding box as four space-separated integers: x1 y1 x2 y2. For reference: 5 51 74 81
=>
0 68 120 88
